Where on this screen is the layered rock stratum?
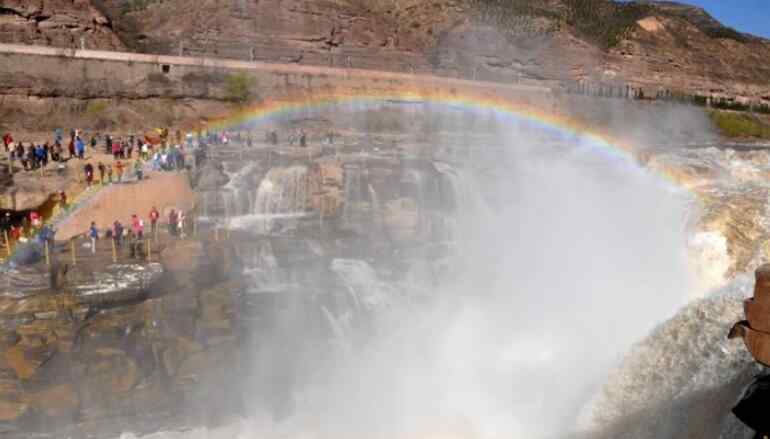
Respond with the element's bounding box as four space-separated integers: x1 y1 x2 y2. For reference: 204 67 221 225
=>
2 0 767 103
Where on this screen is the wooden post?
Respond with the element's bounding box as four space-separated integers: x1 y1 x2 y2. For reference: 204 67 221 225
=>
70 239 76 266
44 241 50 267
319 197 324 230
146 239 151 262
111 238 117 263
4 230 10 257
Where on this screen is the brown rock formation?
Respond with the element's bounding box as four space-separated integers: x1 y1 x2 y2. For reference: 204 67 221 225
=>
0 0 124 50
0 234 244 438
0 1 767 103
84 0 770 102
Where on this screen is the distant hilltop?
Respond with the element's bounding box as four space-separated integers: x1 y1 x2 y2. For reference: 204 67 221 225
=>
0 0 768 105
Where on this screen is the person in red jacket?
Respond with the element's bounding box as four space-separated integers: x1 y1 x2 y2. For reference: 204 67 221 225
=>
3 133 12 152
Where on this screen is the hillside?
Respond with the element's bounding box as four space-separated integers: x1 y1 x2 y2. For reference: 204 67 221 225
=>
1 0 769 104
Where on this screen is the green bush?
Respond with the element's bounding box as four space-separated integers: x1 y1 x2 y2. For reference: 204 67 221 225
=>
709 111 770 139
85 101 109 116
224 73 255 104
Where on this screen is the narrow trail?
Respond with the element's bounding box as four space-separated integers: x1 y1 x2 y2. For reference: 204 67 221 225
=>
51 169 143 234
1 163 149 263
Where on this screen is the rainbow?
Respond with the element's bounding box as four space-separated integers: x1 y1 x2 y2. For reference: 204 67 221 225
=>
196 89 691 190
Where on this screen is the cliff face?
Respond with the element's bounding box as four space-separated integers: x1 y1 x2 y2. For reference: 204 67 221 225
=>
0 0 124 50
87 0 770 102
0 1 768 103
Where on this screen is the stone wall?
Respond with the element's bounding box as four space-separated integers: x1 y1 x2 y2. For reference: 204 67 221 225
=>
0 43 552 106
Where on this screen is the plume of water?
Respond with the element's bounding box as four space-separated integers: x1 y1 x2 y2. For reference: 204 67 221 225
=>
125 104 714 439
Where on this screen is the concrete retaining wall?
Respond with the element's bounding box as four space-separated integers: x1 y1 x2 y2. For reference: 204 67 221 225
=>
0 43 552 105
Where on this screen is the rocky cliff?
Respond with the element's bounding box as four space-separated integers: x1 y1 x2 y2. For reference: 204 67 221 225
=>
0 0 124 50
1 1 768 103
0 238 243 438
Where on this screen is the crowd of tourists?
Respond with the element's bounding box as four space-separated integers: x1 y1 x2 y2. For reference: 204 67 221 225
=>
85 206 188 256
3 129 191 179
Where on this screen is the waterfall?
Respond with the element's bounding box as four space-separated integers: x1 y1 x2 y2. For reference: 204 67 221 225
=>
580 275 757 439
222 163 259 223
433 161 494 262
229 166 310 233
342 163 363 230
330 258 397 310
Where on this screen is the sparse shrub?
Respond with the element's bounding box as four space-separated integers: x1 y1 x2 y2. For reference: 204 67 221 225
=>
709 111 770 139
224 73 256 104
704 27 749 43
711 98 751 112
562 0 651 49
85 101 109 116
466 0 650 49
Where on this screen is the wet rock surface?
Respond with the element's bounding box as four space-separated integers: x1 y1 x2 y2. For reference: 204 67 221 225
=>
0 235 244 439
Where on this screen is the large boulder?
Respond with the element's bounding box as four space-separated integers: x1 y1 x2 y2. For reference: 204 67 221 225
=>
67 263 164 305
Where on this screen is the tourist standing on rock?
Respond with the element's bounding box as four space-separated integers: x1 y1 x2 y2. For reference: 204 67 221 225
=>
43 143 51 165
25 144 34 170
2 133 12 152
128 230 138 259
33 145 40 168
15 143 25 170
177 210 186 238
149 207 160 237
141 142 150 161
0 213 11 235
88 222 99 254
131 214 144 239
67 137 76 160
84 163 94 187
9 223 21 241
175 146 185 170
59 191 68 211
168 209 178 237
299 130 307 148
76 137 86 160
90 136 97 153
112 140 121 160
113 220 124 247
29 211 41 230
97 162 106 185
134 159 143 181
106 163 114 183
52 143 63 162
115 160 124 183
